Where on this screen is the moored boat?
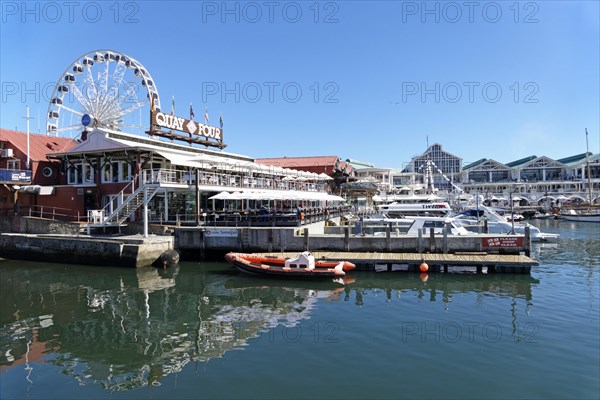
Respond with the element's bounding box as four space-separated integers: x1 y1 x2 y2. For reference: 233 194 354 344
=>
454 205 561 242
377 201 452 218
559 208 600 223
225 251 353 279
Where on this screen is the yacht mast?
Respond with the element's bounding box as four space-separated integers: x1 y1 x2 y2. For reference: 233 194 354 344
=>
585 128 593 204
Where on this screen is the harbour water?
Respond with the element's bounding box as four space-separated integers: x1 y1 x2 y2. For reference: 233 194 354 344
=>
1 220 598 399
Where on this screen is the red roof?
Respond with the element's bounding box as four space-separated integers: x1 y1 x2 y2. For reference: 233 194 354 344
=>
0 128 78 161
256 156 353 175
256 156 341 168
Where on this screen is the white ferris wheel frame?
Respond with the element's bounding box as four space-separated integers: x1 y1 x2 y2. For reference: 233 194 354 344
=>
46 49 161 138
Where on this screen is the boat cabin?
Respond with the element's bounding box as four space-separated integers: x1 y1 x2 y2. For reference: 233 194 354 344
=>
284 251 316 270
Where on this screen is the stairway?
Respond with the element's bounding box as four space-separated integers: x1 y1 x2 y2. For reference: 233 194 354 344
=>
107 185 161 226
87 183 161 230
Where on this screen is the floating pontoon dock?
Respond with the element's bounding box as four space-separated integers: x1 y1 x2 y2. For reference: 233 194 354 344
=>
256 251 539 274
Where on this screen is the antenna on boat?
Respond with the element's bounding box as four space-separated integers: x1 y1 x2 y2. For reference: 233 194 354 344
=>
425 136 433 194
585 128 593 205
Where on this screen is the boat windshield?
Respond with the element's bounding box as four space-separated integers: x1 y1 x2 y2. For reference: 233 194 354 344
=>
451 220 464 229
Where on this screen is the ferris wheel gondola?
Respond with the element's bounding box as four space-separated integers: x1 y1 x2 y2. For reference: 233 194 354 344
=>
46 49 160 138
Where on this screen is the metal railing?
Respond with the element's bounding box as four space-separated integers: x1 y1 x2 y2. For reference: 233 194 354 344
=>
168 207 347 227
143 168 328 192
10 205 83 222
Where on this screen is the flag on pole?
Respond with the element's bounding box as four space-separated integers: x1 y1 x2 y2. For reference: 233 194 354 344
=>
171 96 175 116
190 103 195 120
204 108 209 124
219 113 223 129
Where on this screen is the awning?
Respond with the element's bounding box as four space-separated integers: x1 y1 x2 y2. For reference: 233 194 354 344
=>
209 191 237 200
18 185 55 195
208 190 345 202
156 151 204 168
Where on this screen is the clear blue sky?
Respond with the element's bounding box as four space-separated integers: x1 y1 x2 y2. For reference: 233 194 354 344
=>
1 0 598 167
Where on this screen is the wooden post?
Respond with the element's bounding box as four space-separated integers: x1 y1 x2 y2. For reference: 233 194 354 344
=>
524 226 531 257
304 227 309 251
385 223 391 252
443 223 449 254
344 227 350 252
429 228 435 252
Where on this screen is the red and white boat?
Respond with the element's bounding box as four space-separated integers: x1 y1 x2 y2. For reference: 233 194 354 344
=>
224 252 355 279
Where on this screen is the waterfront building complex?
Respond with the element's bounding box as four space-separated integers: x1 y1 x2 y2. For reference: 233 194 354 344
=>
352 143 600 206
3 130 598 230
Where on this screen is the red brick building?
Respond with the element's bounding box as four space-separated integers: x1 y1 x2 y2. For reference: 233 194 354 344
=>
0 129 78 216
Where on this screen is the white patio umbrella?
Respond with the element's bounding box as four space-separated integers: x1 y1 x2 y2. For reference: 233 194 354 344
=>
229 191 247 200
325 194 345 201
209 191 233 200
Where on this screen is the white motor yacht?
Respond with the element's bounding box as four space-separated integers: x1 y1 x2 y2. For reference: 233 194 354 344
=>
376 201 453 218
357 213 470 236
454 205 560 242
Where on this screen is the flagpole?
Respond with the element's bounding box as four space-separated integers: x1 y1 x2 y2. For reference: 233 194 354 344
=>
26 106 30 169
585 128 593 204
22 105 33 169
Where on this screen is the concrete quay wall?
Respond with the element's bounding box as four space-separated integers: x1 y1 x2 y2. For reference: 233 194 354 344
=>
175 227 531 257
0 234 174 268
0 216 81 235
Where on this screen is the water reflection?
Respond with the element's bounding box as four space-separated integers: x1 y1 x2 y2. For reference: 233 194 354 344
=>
345 272 538 305
0 261 539 392
531 219 600 266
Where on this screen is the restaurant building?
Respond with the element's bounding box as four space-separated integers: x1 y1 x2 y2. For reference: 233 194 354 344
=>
1 124 341 232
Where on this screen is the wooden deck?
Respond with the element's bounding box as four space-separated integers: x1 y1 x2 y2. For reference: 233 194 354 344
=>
257 251 539 274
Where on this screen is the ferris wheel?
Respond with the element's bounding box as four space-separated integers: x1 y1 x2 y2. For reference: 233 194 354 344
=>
46 49 160 138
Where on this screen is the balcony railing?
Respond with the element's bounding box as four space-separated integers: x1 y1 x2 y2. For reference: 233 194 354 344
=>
140 168 328 192
0 169 32 184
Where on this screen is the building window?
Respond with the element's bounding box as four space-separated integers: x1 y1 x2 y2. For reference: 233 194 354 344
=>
101 159 131 183
67 161 95 184
120 162 132 181
7 160 20 170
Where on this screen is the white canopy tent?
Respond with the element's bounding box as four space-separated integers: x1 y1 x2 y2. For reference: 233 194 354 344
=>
208 191 235 200
209 190 345 202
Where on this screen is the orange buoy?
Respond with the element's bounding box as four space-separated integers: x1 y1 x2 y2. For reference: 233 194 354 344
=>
419 262 429 272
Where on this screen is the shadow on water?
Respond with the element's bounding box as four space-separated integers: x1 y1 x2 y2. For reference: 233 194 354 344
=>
0 259 539 393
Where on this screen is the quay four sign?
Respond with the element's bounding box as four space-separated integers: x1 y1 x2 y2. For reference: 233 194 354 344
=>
149 110 225 149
